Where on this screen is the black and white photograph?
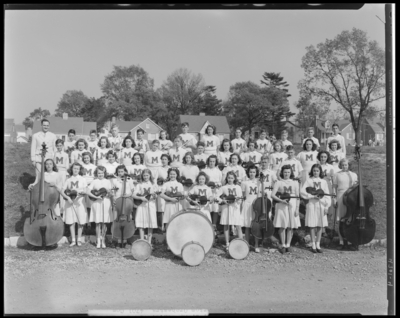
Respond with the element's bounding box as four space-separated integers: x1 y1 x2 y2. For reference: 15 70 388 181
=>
4 4 394 315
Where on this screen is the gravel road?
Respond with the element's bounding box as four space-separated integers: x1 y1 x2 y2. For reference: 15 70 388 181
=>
4 241 388 315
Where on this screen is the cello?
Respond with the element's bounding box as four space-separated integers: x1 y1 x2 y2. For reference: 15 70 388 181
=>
251 173 274 240
340 145 375 248
24 143 64 247
111 173 135 248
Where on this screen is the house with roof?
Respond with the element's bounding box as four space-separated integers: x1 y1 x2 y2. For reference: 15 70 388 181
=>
110 117 164 141
360 116 385 145
177 113 231 142
4 119 17 143
32 113 97 141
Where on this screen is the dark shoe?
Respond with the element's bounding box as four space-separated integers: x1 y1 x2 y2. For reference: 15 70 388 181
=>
279 247 286 254
348 245 358 251
337 244 346 250
311 248 317 253
316 248 323 253
286 247 293 253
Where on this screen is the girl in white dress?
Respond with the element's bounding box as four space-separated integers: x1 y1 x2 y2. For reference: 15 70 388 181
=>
218 139 233 169
203 155 223 235
96 136 111 167
297 139 319 186
103 150 119 178
111 165 136 248
120 136 137 167
218 171 244 251
328 139 345 173
159 130 173 154
87 166 113 249
201 125 220 156
269 140 288 172
271 165 300 254
332 158 358 250
223 153 246 185
54 139 69 215
300 164 331 253
241 166 262 252
318 151 335 221
81 152 97 221
128 153 147 183
231 128 247 155
241 140 262 168
194 142 209 165
154 154 171 230
62 162 88 247
188 172 213 221
71 139 88 165
133 169 158 248
159 168 184 235
28 158 66 218
179 152 199 210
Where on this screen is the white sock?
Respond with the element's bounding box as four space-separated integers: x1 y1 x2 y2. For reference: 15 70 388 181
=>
316 242 320 249
312 242 316 249
339 240 344 245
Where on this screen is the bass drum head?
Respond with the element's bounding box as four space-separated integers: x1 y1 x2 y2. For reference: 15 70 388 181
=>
181 241 205 266
131 239 151 261
229 238 249 260
166 210 214 257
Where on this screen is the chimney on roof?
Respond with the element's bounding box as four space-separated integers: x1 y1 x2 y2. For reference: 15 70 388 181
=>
199 113 205 116
63 113 68 120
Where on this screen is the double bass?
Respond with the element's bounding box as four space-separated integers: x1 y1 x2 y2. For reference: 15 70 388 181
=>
111 174 135 248
24 143 64 247
251 173 274 239
340 145 375 248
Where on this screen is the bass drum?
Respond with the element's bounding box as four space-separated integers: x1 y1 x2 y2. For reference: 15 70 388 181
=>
166 210 214 257
131 239 152 261
181 241 205 266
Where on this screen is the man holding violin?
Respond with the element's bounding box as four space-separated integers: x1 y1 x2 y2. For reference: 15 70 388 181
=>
31 119 57 178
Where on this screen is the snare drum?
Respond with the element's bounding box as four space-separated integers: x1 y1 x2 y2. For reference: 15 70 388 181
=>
228 238 249 260
131 239 152 261
181 241 205 266
166 210 214 258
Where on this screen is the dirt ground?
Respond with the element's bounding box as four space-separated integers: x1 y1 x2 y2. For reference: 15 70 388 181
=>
5 242 388 315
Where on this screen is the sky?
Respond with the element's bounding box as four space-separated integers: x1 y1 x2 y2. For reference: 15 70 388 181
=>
5 4 386 125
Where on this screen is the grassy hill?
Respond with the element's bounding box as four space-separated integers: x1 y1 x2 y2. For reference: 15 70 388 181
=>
4 142 387 239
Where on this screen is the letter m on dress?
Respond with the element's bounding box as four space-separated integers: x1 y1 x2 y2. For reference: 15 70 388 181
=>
70 181 79 189
170 186 178 194
306 154 313 161
283 186 292 194
55 157 63 165
228 188 237 196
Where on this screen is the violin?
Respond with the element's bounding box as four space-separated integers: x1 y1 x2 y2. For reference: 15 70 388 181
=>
164 191 185 200
274 192 301 203
251 174 274 239
133 193 153 207
112 174 135 247
306 187 336 198
24 143 64 247
187 194 216 206
89 188 109 201
242 161 257 170
219 194 246 205
340 145 375 247
207 181 221 190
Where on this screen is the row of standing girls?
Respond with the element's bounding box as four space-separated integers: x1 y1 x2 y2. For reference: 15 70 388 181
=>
29 123 353 253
